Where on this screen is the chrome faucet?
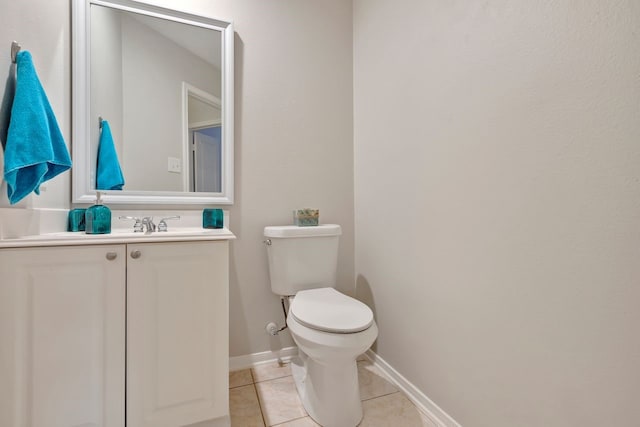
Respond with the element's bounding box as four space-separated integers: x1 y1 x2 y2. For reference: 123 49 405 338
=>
157 216 181 232
141 217 156 233
119 215 178 233
118 216 144 232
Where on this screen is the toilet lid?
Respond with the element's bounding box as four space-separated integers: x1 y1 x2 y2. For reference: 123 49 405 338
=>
290 288 374 333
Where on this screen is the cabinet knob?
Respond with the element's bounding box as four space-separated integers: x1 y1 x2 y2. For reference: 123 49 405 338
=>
130 250 141 259
106 252 118 261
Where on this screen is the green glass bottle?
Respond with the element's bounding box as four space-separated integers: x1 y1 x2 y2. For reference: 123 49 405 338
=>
85 191 111 234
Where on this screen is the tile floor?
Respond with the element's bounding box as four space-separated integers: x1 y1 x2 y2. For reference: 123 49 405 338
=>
229 356 436 427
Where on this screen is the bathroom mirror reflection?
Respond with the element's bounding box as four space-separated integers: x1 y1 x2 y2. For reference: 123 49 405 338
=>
72 0 234 204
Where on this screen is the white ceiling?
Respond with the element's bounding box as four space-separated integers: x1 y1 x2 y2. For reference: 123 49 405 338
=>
130 12 222 70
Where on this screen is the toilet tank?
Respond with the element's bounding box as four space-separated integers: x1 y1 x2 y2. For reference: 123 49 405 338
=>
264 224 341 296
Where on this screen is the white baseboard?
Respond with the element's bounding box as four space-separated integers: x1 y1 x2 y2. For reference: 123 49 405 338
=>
365 350 461 427
229 346 298 372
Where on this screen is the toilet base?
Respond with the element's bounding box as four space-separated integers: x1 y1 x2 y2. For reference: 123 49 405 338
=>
291 351 363 427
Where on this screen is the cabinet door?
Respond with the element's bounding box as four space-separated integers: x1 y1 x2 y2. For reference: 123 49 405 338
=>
127 241 229 427
0 245 126 427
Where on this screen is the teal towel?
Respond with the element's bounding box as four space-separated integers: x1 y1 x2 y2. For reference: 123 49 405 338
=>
4 51 71 204
96 120 125 190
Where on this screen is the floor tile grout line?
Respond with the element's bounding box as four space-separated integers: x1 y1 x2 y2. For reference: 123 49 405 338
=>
254 375 293 384
360 390 400 402
270 414 311 426
252 373 293 384
229 382 253 390
254 375 292 384
252 382 269 427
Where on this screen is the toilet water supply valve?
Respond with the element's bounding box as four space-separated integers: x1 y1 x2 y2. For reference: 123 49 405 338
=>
265 322 279 335
265 297 289 336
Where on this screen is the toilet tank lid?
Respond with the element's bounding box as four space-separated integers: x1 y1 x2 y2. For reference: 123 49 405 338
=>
264 224 341 238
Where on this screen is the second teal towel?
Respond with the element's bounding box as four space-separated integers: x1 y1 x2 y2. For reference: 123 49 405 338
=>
4 51 72 204
96 120 125 190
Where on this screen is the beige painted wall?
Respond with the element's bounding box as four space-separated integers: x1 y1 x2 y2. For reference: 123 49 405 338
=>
199 0 355 356
0 0 354 356
354 0 640 426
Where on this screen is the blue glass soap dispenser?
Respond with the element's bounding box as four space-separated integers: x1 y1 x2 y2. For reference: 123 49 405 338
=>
85 191 111 234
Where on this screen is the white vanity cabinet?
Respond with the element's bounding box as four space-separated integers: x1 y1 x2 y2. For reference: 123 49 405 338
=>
0 244 127 427
0 240 230 427
126 241 229 427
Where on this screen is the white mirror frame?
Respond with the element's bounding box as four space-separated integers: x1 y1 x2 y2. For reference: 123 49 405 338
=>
72 0 234 205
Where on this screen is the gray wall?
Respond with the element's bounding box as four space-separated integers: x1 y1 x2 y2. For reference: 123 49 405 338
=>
353 0 640 425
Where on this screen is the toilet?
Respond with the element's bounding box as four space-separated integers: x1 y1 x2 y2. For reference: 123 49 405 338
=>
264 224 378 427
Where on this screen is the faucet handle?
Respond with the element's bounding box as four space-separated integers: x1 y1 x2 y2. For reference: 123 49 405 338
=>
157 216 181 232
118 216 143 232
141 216 156 232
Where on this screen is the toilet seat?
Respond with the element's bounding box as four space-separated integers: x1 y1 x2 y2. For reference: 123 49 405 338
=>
290 288 373 333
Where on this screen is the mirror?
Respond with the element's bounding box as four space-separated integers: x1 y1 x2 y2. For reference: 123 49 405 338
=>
72 0 234 204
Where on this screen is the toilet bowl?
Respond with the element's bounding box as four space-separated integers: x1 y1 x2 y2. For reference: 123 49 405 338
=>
264 225 378 427
287 288 378 427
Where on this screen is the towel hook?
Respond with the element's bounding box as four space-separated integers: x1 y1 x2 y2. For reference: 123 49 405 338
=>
11 41 21 64
99 116 103 129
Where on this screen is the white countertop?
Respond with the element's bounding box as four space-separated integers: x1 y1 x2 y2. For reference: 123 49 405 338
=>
0 227 236 248
0 208 236 248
